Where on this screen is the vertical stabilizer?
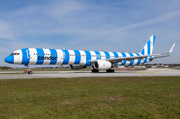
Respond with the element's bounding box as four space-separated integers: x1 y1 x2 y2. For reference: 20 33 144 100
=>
140 35 156 55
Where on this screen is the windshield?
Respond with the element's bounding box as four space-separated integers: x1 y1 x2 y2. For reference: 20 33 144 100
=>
10 53 20 56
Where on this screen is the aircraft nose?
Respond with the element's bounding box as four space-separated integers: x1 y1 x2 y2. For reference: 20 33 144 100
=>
4 56 14 64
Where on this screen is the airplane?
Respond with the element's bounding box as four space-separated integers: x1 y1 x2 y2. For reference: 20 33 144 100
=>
4 35 175 74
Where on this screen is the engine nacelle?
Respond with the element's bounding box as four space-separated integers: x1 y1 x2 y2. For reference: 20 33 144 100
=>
93 60 112 70
69 65 86 70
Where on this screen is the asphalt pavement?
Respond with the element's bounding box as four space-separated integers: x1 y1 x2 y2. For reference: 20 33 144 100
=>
0 68 179 79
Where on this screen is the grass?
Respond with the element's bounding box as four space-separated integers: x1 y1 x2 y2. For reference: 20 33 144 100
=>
0 77 180 119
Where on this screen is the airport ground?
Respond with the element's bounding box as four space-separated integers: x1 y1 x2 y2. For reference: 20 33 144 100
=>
0 68 180 118
0 68 180 79
0 77 180 119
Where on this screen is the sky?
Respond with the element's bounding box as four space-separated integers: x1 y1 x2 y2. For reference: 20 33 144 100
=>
0 0 180 67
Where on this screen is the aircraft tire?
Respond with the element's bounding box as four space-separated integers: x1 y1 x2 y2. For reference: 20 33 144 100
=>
92 69 99 73
28 71 33 75
106 69 114 73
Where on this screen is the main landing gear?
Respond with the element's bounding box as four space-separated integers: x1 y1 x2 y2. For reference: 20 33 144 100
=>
106 69 114 73
91 69 99 73
91 69 115 73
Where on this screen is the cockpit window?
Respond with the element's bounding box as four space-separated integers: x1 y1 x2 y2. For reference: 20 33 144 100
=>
10 53 20 56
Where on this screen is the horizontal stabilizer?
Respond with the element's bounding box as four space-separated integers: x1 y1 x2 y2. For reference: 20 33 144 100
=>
161 43 176 55
149 55 171 59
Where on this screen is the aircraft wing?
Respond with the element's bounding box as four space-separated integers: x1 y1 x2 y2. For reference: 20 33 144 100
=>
90 43 175 63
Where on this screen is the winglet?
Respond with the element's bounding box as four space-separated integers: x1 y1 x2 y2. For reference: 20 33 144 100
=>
168 43 176 54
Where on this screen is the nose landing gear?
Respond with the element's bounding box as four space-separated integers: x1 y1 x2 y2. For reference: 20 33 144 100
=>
26 65 33 75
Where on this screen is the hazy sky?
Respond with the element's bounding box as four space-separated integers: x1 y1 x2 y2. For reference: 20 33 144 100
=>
0 0 180 67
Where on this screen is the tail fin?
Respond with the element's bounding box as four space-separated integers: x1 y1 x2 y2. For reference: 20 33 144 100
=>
140 35 156 55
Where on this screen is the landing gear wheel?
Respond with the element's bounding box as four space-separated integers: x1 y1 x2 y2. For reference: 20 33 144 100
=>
106 69 114 73
28 71 33 75
91 69 99 73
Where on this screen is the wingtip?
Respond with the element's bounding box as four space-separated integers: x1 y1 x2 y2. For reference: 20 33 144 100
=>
168 43 176 53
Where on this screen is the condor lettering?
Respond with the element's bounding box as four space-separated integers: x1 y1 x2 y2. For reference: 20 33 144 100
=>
38 56 57 60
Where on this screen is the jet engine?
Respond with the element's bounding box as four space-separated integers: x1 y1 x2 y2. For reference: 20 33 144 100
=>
69 65 87 70
93 60 112 70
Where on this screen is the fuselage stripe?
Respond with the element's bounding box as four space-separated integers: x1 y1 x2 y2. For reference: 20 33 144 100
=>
21 48 30 66
94 51 101 59
136 53 141 65
84 51 91 66
104 51 110 59
129 53 134 65
113 52 119 58
74 50 81 64
49 49 57 65
121 52 126 66
62 50 69 64
36 48 44 65
144 58 147 63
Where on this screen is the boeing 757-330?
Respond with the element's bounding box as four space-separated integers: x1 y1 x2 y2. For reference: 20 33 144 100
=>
4 35 175 74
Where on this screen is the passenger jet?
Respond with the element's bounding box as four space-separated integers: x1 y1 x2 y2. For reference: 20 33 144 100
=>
4 35 175 74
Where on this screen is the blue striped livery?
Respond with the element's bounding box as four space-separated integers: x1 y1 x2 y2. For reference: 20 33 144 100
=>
84 51 91 66
104 51 110 59
94 51 101 59
21 48 30 66
74 50 81 64
62 50 69 64
129 53 134 66
49 49 57 65
36 48 44 65
121 52 126 66
5 35 174 73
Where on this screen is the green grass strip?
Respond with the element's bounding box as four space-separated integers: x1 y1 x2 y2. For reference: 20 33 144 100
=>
0 77 180 119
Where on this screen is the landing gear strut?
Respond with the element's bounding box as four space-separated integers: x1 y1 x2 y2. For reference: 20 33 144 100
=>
106 69 114 73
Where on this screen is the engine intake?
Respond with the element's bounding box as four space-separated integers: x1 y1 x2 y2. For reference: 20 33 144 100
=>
93 60 112 70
